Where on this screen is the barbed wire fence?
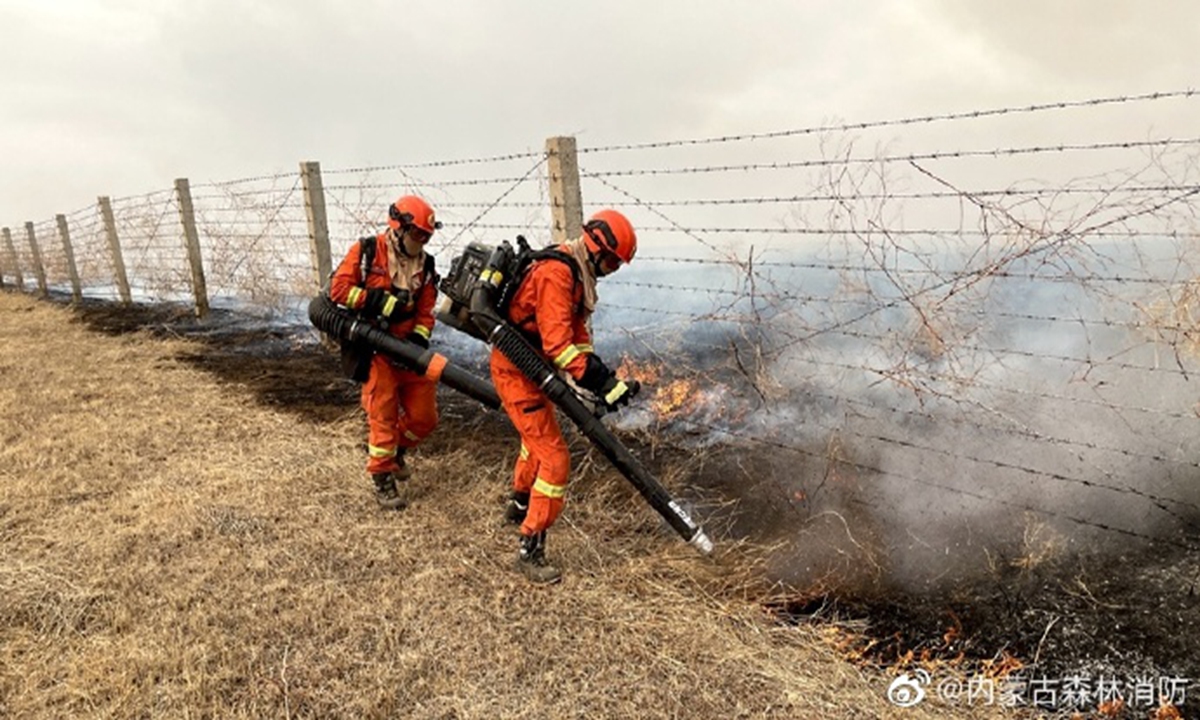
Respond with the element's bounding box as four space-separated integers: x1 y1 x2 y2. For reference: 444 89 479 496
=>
3 90 1199 570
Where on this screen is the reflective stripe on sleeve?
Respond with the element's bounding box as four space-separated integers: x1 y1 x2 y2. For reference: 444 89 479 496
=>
553 344 582 369
519 444 530 460
413 324 432 340
346 286 365 309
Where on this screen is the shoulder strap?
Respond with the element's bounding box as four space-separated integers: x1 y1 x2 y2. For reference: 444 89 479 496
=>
423 252 437 284
504 247 582 326
357 236 377 287
527 248 580 291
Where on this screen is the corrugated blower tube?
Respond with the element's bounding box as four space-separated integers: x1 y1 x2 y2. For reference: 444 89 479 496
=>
308 293 501 410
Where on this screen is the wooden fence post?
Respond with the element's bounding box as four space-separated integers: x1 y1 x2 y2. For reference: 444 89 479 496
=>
56 214 83 302
98 196 132 305
545 136 584 245
300 161 333 291
1 227 22 291
174 178 209 318
24 222 48 298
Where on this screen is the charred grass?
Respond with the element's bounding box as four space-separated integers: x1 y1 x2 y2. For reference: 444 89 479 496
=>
0 291 1012 719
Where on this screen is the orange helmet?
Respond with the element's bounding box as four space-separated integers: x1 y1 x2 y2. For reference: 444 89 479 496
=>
582 209 637 264
388 195 442 236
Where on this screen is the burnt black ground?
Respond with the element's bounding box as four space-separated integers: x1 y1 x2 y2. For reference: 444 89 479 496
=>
54 293 1200 717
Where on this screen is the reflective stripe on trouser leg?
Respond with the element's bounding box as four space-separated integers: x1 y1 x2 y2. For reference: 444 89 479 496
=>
369 444 397 459
490 350 571 535
533 477 566 498
362 355 402 474
525 474 567 535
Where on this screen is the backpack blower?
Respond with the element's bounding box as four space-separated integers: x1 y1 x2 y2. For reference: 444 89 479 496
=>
307 293 501 410
436 237 714 555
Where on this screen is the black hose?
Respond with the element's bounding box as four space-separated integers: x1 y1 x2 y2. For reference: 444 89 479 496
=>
308 294 501 410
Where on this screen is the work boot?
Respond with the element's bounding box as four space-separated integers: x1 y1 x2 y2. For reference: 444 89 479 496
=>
514 531 562 584
372 472 408 510
504 490 530 526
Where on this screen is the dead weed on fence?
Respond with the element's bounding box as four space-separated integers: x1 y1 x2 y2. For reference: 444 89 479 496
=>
0 291 998 719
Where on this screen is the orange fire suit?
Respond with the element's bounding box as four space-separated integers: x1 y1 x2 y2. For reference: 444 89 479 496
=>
490 249 593 536
329 233 439 475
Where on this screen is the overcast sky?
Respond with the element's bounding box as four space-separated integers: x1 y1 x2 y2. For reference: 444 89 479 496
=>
1 0 1197 226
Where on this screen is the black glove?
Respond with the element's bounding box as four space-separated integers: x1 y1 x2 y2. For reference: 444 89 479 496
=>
599 376 641 411
363 287 412 321
579 354 614 393
577 354 640 410
405 331 430 349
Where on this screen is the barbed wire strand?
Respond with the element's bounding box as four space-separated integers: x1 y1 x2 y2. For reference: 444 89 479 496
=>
468 222 1191 239
324 174 543 190
619 260 1196 285
196 171 303 190
579 90 1199 154
324 149 544 175
110 187 175 207
574 185 1200 208
582 137 1200 178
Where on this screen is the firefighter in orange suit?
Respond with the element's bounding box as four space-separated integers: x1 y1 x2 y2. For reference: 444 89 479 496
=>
491 209 642 583
329 195 442 510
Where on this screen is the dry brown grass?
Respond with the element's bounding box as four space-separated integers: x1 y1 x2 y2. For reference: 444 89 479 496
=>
0 290 1012 719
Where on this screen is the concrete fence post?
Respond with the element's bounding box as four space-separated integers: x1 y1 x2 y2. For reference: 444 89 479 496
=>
300 161 333 291
98 196 132 305
545 136 584 245
1 226 22 291
174 178 209 318
56 214 83 302
24 221 48 298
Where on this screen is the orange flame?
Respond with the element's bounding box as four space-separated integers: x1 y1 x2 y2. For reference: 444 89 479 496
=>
1153 703 1183 720
980 651 1023 679
616 356 703 422
652 378 702 419
617 356 661 384
942 612 962 647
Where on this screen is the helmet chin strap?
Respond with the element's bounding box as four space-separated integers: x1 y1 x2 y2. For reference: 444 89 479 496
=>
393 227 419 257
588 249 609 277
